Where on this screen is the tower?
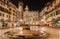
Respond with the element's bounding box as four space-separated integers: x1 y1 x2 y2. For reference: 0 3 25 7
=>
18 1 23 19
23 5 29 24
25 5 29 11
25 5 29 14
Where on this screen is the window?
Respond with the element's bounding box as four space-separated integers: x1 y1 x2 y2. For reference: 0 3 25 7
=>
7 1 9 4
4 23 7 27
47 6 49 10
50 14 53 17
13 10 15 12
3 3 5 6
1 0 5 6
25 28 30 30
0 6 11 14
3 14 4 17
4 0 5 1
0 2 1 4
0 13 2 16
54 1 56 4
1 2 2 5
9 8 11 11
45 12 48 15
9 16 10 18
50 4 52 7
56 10 60 15
12 24 13 26
9 12 11 14
7 15 8 17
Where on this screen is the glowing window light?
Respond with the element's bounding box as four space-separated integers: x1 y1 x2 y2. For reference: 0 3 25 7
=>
20 19 23 22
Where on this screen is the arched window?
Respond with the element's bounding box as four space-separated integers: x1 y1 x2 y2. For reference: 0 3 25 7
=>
56 10 60 15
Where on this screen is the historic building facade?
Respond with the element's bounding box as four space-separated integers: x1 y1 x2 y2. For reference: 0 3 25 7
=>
0 0 20 28
23 6 39 25
39 0 60 27
40 0 60 21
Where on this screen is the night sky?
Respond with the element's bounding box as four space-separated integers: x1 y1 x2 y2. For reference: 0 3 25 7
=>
9 0 53 11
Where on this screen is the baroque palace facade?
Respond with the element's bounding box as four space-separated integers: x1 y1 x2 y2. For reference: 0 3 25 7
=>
23 6 39 31
23 6 39 25
0 0 20 28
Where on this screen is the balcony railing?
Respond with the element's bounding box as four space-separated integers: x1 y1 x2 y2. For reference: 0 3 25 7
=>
44 3 60 16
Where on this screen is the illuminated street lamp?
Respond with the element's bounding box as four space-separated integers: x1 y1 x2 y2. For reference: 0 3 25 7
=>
20 19 23 22
33 23 35 25
19 27 23 34
20 19 24 25
40 27 46 32
41 19 46 25
36 21 39 25
14 23 17 27
41 19 45 22
58 21 60 23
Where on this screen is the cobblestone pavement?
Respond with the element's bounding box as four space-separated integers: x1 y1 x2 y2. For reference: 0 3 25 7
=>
0 28 21 39
39 26 60 39
0 29 10 39
0 27 60 39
